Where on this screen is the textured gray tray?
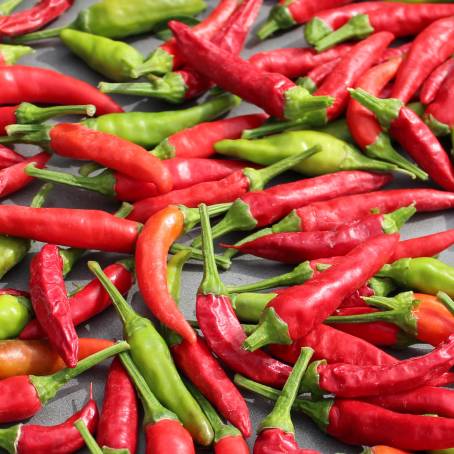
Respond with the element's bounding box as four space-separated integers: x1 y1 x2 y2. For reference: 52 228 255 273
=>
4 0 453 451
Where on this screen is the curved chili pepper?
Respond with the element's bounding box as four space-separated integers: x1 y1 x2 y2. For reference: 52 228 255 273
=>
0 43 33 64
392 16 454 103
257 0 353 40
29 244 77 368
152 114 267 159
0 341 127 423
196 204 293 388
0 145 23 168
0 65 121 115
96 357 138 453
166 251 251 437
26 157 251 202
315 4 454 51
88 261 213 445
420 56 454 105
129 148 318 222
0 205 141 252
313 32 394 122
0 151 49 199
235 376 454 451
350 88 454 191
205 170 391 261
0 392 98 454
0 0 73 37
169 21 332 120
249 44 352 79
0 338 114 378
0 291 31 340
254 348 316 454
243 233 399 351
187 381 249 454
298 58 341 94
226 206 413 263
0 103 95 136
142 0 240 75
301 334 454 399
21 260 133 339
347 58 427 179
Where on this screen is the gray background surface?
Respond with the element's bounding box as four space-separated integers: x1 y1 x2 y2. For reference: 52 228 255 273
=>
3 0 453 451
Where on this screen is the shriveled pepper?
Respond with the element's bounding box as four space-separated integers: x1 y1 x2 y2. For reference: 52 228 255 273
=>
0 341 128 423
420 56 454 105
243 233 399 350
88 261 213 445
0 43 32 64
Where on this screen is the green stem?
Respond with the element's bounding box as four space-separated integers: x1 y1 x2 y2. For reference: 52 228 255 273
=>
25 164 116 198
170 243 231 270
227 261 314 293
381 205 416 233
259 347 314 434
119 352 177 426
186 380 240 443
15 103 96 124
5 123 51 144
10 25 69 43
167 250 192 303
256 18 280 40
79 162 104 177
114 202 134 219
0 43 33 64
437 291 454 316
59 247 85 277
30 341 129 405
189 318 257 335
74 419 103 454
230 292 277 323
198 204 227 296
179 203 232 233
30 182 53 208
0 0 23 15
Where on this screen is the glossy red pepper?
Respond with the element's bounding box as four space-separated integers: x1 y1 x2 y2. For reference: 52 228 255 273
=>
29 244 78 368
0 0 73 37
243 234 399 350
248 44 352 79
299 58 341 93
315 4 454 51
169 21 332 120
392 16 454 103
196 204 292 388
152 113 267 159
0 145 23 168
420 56 454 105
21 260 133 339
97 358 138 453
0 151 49 199
0 205 141 252
313 32 394 122
0 65 122 115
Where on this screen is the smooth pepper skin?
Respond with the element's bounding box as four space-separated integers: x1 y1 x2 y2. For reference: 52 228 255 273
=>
0 294 31 340
254 429 319 453
214 434 250 454
420 57 454 105
145 419 195 454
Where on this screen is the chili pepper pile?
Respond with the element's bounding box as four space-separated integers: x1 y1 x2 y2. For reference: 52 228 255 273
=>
3 0 454 452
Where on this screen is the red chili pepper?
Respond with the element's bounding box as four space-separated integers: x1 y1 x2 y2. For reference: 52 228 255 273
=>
226 206 413 264
142 0 240 75
351 88 454 191
0 0 73 37
97 358 138 453
301 334 454 398
248 44 352 79
0 205 141 252
254 348 317 454
0 145 23 168
392 16 454 103
169 21 332 120
21 260 134 339
29 244 78 368
257 0 354 40
315 4 454 51
420 56 454 105
136 206 196 344
347 58 427 179
0 341 128 423
0 391 98 454
197 204 293 388
0 151 49 199
299 57 341 93
0 65 122 115
152 113 267 159
313 32 394 122
243 233 399 351
129 148 316 223
272 188 454 233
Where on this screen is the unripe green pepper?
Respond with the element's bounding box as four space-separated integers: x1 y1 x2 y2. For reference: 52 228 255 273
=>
0 293 32 339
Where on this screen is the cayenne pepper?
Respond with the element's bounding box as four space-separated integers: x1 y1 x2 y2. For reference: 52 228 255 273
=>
420 56 454 105
0 145 23 168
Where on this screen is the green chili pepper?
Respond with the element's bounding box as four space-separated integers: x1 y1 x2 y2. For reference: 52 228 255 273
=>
14 0 207 42
0 44 33 64
82 93 239 148
60 29 161 82
88 261 214 446
0 0 23 15
215 130 408 176
0 293 32 339
378 257 454 297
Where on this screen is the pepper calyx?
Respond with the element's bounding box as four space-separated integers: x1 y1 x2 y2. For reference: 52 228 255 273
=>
150 138 176 160
381 204 416 234
283 86 332 121
256 5 295 40
299 359 325 399
304 18 333 46
132 47 174 77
